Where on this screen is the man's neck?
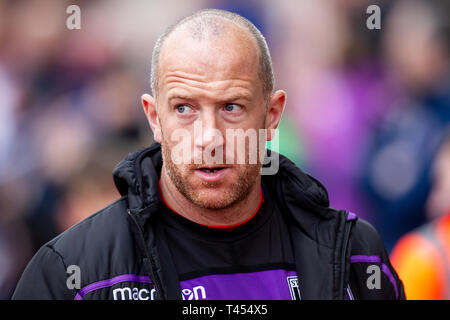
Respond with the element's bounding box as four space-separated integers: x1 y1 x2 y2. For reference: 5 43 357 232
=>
159 167 262 228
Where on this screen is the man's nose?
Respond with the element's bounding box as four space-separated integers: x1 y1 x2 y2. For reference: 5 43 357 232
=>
193 110 223 151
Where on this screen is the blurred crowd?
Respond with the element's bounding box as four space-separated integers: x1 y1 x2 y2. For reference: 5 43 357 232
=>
0 0 449 299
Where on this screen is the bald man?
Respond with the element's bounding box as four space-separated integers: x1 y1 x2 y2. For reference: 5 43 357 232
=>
12 9 405 300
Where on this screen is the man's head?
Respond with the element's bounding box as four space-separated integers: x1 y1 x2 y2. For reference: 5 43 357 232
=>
142 9 286 210
150 9 275 102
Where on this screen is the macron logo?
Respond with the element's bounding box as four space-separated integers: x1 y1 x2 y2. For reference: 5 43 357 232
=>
112 287 156 300
181 286 206 300
112 285 206 300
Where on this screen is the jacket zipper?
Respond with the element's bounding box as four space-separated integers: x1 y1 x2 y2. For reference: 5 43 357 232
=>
338 216 354 299
127 209 166 300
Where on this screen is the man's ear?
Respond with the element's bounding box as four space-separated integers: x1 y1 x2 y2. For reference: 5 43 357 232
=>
141 93 162 143
265 90 286 141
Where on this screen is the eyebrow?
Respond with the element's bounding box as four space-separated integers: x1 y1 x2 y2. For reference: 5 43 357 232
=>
167 94 190 102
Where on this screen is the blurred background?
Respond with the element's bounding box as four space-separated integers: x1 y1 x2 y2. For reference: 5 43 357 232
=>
0 0 449 299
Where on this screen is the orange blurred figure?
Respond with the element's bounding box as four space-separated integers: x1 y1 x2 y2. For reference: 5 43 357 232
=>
391 134 450 299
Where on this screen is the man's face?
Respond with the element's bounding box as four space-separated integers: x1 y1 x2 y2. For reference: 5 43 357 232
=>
144 24 282 210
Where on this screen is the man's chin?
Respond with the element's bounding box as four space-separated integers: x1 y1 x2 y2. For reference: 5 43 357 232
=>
186 186 237 210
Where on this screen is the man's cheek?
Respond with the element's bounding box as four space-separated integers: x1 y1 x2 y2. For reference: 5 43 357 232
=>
170 134 193 165
161 125 190 164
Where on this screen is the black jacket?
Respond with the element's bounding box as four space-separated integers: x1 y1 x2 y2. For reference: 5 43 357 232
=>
12 143 405 300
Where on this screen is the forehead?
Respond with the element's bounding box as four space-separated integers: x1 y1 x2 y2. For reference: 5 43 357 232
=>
158 21 261 95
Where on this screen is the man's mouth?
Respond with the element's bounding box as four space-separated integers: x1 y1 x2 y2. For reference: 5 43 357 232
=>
198 167 226 173
194 166 229 182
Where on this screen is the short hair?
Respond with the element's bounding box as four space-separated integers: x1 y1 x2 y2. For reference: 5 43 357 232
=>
150 9 274 101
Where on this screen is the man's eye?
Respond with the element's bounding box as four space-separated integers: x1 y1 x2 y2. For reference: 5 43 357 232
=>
224 104 242 112
176 105 193 114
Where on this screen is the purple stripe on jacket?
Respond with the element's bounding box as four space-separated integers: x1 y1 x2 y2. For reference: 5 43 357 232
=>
350 255 399 299
74 274 151 300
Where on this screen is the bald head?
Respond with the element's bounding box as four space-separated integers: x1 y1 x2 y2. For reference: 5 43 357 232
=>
151 9 274 101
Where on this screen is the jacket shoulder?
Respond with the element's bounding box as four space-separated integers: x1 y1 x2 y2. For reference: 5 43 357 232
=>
47 196 130 256
44 196 139 287
351 218 387 254
12 196 136 299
